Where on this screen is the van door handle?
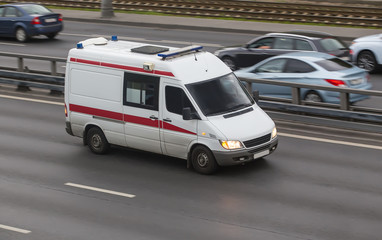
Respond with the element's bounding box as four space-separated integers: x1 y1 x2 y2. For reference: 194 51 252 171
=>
163 118 172 122
149 115 158 120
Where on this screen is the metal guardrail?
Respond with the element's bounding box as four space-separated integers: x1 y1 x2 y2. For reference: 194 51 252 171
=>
0 52 381 123
241 78 382 124
0 52 65 93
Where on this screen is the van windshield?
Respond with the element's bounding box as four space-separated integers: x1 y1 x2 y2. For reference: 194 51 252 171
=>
186 73 254 116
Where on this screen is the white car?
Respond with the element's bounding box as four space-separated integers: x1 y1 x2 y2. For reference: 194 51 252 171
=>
350 34 382 73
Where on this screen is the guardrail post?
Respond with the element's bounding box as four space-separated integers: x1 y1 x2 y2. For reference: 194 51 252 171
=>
49 60 59 95
340 92 350 110
291 87 301 105
49 60 63 95
50 60 57 76
17 57 24 72
245 81 252 95
16 56 31 91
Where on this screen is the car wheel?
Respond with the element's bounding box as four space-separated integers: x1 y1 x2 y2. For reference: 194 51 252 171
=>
357 50 377 73
86 127 110 154
304 91 322 102
46 33 58 40
222 57 237 71
191 145 218 175
15 28 28 42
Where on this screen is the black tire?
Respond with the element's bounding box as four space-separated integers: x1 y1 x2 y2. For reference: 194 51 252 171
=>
222 57 237 71
191 146 218 175
46 33 58 40
304 91 322 102
357 50 378 73
15 28 28 42
86 127 110 154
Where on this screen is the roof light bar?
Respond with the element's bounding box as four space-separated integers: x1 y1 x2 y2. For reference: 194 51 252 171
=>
158 45 203 59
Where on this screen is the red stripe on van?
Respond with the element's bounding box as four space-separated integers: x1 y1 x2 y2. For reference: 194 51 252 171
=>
69 104 196 135
77 59 101 66
123 114 159 128
69 104 123 121
162 121 197 135
70 58 174 77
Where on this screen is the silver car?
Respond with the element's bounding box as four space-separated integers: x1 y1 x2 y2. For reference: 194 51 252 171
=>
235 52 372 103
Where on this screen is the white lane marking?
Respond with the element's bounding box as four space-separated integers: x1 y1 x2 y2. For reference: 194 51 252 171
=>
61 33 223 47
65 183 136 198
0 42 26 47
278 132 382 150
0 94 64 106
0 224 31 234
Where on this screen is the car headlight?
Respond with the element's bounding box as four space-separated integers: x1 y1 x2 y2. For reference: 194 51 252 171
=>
220 140 243 150
271 127 277 139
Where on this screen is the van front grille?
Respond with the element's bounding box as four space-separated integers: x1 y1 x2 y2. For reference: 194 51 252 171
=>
243 133 271 148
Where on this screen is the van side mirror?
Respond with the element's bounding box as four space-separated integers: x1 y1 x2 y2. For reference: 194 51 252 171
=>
183 107 192 120
252 90 259 103
182 107 200 120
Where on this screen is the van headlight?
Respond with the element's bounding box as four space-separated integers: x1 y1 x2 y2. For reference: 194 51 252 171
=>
271 127 277 139
220 140 243 150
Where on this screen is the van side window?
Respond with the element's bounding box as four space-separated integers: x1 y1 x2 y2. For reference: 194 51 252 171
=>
123 72 159 110
165 86 195 115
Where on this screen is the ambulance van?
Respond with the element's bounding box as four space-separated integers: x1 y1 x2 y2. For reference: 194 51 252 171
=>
64 36 278 174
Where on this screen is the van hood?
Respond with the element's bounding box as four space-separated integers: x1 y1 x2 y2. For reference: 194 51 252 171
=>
207 105 275 141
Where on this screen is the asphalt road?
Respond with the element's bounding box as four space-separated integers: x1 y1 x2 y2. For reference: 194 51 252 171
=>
1 20 382 240
0 88 381 240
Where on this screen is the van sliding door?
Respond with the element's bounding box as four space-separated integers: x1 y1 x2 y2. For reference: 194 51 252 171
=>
122 72 162 154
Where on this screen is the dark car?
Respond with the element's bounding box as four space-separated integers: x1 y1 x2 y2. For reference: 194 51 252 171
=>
0 3 63 42
214 31 350 70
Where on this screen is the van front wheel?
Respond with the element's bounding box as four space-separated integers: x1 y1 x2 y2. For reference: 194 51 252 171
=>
191 146 218 175
87 127 110 154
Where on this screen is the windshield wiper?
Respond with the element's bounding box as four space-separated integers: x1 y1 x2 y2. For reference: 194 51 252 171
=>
230 103 252 111
208 103 251 116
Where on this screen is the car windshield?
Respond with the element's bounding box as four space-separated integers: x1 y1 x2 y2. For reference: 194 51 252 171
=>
320 38 347 52
315 58 353 71
186 73 253 116
19 5 52 15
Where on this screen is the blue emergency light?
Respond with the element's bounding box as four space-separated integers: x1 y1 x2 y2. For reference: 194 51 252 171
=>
77 43 84 49
111 35 118 41
158 45 203 59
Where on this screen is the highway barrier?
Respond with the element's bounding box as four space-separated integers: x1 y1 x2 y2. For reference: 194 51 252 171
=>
0 51 381 124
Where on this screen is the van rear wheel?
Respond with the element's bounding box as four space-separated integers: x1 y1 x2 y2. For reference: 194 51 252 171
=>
87 127 110 154
191 146 218 175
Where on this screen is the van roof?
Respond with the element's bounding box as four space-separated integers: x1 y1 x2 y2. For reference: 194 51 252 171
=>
68 37 231 84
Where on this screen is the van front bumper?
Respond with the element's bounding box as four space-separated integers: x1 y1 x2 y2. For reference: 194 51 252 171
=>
212 138 278 166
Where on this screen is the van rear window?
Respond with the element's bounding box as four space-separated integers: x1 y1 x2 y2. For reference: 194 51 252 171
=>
123 72 159 110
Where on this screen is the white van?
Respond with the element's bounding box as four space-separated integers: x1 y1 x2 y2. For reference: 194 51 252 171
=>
64 36 278 174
